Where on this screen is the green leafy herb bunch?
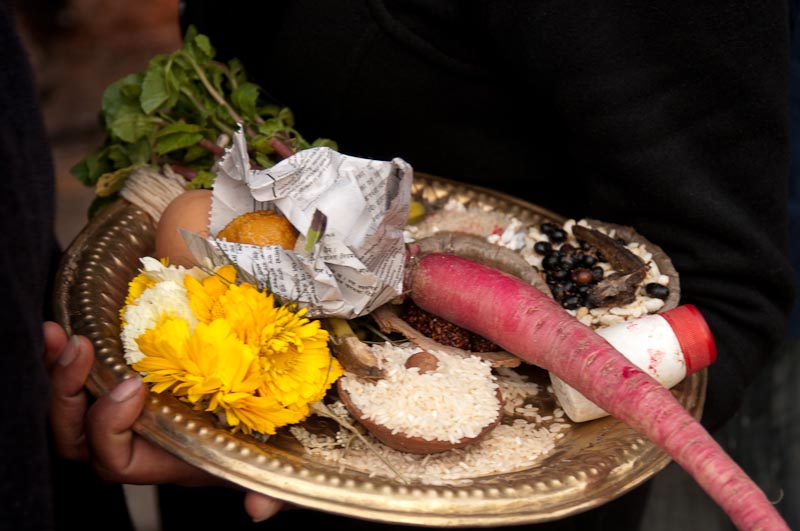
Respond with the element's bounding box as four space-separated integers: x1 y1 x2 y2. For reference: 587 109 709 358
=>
72 26 336 217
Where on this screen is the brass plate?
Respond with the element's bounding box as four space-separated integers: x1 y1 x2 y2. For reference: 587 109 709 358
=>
53 174 706 527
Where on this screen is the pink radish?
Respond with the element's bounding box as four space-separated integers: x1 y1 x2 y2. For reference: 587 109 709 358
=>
406 252 787 531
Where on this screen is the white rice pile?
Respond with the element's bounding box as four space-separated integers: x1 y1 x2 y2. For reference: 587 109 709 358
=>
292 349 571 485
338 343 500 443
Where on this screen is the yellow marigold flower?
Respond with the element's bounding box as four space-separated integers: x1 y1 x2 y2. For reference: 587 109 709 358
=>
213 392 305 434
133 316 217 397
134 317 304 434
254 306 343 411
184 264 237 323
218 282 281 350
185 272 341 411
218 285 342 409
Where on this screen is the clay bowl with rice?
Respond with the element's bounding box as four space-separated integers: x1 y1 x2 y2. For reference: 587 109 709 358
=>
336 348 505 454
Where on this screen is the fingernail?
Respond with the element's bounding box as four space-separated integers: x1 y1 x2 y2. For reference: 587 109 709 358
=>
57 335 82 366
110 375 143 402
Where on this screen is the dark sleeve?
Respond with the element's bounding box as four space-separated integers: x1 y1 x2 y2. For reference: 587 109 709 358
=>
474 0 796 430
0 1 58 529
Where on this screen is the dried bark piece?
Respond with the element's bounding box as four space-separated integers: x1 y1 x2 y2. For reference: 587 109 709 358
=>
571 224 646 275
582 219 681 312
571 223 648 308
324 318 385 379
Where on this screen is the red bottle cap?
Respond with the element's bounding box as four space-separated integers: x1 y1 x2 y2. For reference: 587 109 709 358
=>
660 304 717 375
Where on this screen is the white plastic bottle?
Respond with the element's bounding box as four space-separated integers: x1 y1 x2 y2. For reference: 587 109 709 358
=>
550 304 717 423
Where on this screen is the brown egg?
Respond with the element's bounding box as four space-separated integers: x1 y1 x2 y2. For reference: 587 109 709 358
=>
154 189 212 267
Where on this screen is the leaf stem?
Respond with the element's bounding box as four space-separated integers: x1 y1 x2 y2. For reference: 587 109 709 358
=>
198 137 225 157
185 53 246 125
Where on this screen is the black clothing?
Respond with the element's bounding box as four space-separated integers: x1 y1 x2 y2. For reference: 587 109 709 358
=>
789 0 800 337
184 0 795 432
1 3 134 530
0 2 58 529
176 1 796 529
177 0 796 529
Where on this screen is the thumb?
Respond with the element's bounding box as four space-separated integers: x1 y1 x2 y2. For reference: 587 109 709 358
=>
48 333 95 460
85 375 149 481
85 376 212 485
244 492 287 523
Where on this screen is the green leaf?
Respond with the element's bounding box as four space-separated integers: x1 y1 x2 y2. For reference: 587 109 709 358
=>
107 104 159 143
118 78 144 105
290 131 311 150
164 55 190 95
181 29 215 70
253 152 275 169
106 144 133 168
212 104 237 130
192 33 214 62
205 62 229 98
72 147 112 185
101 73 144 129
183 24 198 43
88 194 119 219
153 122 205 155
231 82 260 119
250 135 276 155
228 58 247 86
95 166 134 197
154 131 204 155
259 103 281 118
182 144 211 163
312 138 339 150
70 158 91 185
140 63 170 114
187 169 216 189
258 117 288 136
277 107 295 127
156 122 205 136
126 138 152 165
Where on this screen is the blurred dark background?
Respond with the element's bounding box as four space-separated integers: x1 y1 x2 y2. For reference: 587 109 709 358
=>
14 0 182 248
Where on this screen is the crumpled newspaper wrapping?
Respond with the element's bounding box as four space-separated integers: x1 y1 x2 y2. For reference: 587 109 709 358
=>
182 130 413 319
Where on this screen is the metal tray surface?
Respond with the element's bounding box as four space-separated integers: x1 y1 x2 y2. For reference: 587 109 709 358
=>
53 174 706 527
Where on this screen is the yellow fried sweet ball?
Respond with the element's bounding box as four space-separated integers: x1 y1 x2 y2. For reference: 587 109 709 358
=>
217 210 299 250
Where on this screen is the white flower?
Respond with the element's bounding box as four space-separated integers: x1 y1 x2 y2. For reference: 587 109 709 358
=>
138 256 210 284
120 279 197 364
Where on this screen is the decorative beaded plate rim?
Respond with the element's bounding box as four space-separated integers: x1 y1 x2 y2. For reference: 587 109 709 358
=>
53 173 706 527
